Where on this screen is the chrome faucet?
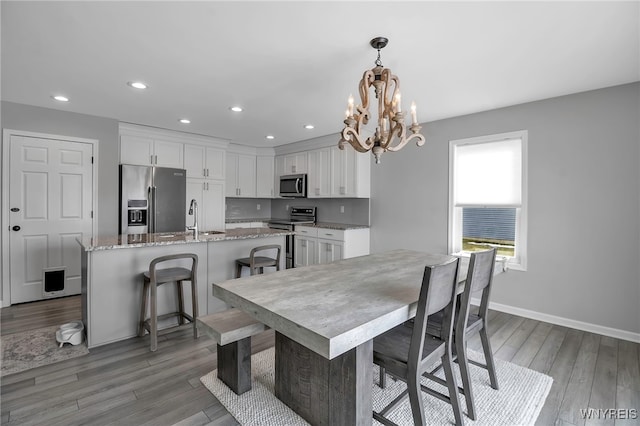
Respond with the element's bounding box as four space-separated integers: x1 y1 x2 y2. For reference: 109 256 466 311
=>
187 199 198 238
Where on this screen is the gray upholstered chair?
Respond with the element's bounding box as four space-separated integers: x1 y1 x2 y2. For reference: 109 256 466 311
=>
372 258 464 426
138 253 198 352
235 244 281 278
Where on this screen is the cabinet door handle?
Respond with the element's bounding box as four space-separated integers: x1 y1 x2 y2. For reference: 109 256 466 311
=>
203 182 206 190
206 182 209 190
206 168 209 177
325 233 334 236
151 155 154 165
203 168 207 177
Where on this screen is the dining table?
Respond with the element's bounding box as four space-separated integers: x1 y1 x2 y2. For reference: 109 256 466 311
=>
212 248 504 425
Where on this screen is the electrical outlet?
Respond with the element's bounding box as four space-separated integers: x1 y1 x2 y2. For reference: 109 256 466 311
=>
257 204 261 210
340 205 345 213
286 204 289 211
225 203 228 211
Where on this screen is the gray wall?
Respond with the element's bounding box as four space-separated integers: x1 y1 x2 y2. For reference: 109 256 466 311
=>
370 82 640 335
2 101 120 236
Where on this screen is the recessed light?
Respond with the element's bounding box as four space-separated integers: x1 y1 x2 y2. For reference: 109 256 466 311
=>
304 124 315 130
229 106 243 112
265 135 275 140
52 95 69 102
127 81 147 89
179 119 191 124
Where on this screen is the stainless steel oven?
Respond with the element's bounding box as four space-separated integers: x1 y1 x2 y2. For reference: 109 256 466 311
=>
268 207 316 268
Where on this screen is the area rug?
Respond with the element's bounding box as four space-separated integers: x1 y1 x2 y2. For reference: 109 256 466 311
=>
201 347 552 426
1 325 89 377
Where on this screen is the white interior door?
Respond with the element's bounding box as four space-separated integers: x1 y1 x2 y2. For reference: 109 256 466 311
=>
9 135 94 304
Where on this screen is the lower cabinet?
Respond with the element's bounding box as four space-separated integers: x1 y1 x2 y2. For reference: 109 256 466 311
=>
295 226 369 267
294 235 317 267
186 178 225 232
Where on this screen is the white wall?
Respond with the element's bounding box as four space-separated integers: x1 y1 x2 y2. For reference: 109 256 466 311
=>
370 82 640 338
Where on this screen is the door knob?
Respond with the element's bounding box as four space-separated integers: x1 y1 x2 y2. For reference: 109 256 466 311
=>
12 226 20 231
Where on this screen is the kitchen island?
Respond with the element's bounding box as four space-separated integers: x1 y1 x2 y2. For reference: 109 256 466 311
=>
78 228 291 348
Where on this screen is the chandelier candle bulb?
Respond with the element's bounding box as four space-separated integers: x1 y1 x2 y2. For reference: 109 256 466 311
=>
395 92 402 112
347 94 354 117
411 102 417 125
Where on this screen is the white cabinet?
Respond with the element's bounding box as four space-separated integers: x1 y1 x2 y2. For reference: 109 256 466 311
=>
226 153 256 197
295 226 370 266
307 147 331 198
256 156 275 198
184 144 225 180
318 239 343 264
275 145 370 199
186 179 225 232
120 135 183 169
282 152 308 175
331 147 371 198
294 234 317 267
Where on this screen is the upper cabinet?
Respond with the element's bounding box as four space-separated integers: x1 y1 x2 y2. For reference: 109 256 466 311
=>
275 145 370 199
184 144 225 180
256 155 275 198
283 152 308 175
331 146 371 198
120 135 184 169
226 152 257 198
307 147 331 198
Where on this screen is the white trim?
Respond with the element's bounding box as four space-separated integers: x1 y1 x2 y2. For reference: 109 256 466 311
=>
471 297 640 343
448 130 528 271
119 122 230 149
1 129 99 308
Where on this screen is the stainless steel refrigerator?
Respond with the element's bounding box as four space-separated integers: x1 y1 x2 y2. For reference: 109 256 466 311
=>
119 164 186 235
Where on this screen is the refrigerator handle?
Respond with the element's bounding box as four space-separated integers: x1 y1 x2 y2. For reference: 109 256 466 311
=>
148 186 155 233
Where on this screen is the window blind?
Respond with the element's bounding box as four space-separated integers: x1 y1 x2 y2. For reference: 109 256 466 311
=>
453 138 522 206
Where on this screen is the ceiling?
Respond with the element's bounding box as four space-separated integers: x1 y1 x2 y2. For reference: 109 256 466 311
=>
2 1 638 148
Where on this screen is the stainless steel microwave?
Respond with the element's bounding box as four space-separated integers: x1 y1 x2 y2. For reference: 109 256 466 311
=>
279 174 307 198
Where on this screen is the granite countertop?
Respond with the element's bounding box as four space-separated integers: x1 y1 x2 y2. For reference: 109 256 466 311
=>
225 218 369 231
306 222 369 231
78 228 294 252
225 218 270 224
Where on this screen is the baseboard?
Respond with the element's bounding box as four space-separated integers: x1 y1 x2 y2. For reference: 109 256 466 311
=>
471 298 640 343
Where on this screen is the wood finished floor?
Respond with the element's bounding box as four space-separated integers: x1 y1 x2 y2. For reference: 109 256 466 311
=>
1 296 639 426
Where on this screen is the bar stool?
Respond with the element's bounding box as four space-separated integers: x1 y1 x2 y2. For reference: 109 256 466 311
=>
138 253 198 351
235 245 281 278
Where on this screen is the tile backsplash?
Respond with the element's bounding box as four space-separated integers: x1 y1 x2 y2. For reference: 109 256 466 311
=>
225 198 370 226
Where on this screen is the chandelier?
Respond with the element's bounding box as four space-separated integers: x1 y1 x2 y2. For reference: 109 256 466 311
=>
339 37 425 164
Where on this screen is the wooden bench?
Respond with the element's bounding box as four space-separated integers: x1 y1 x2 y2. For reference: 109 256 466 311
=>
196 308 267 395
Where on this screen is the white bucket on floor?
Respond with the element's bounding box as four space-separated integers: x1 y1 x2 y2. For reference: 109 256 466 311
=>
56 320 84 347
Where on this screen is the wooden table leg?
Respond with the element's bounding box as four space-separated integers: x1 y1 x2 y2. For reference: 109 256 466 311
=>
217 337 251 395
275 332 373 425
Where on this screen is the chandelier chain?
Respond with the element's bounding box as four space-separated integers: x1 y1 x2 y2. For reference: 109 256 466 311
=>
375 49 383 67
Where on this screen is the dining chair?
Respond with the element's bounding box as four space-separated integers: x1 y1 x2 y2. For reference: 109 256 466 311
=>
451 248 499 420
372 257 464 426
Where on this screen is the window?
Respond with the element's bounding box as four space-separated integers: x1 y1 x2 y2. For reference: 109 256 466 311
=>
448 131 528 270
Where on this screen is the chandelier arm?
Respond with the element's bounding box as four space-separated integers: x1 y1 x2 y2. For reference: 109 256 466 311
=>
385 132 426 152
381 69 400 116
340 127 375 152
